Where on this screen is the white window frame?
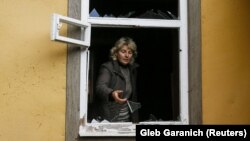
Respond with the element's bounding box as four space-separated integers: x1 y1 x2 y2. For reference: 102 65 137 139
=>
79 0 188 137
51 0 189 137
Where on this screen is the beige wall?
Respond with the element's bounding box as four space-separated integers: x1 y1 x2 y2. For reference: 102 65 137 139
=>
0 0 67 141
202 0 250 123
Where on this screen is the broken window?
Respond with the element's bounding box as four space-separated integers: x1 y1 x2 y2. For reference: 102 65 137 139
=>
80 0 188 136
87 27 180 123
89 0 178 19
51 0 196 137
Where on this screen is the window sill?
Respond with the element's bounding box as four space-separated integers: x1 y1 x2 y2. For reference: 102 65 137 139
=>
79 120 188 137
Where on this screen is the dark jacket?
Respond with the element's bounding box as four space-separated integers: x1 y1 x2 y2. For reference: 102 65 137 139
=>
95 60 139 122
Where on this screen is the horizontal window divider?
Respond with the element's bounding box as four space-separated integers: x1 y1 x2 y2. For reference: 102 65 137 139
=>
88 17 181 28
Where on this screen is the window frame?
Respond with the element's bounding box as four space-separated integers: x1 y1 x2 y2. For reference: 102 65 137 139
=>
66 0 201 140
82 0 187 137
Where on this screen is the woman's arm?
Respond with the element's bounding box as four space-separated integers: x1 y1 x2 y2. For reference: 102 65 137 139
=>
95 66 114 101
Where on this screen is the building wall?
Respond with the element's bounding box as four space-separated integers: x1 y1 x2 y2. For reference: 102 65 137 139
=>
0 0 250 140
202 0 250 123
0 0 67 141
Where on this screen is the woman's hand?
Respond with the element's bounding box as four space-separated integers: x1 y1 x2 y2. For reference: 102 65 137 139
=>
112 90 127 104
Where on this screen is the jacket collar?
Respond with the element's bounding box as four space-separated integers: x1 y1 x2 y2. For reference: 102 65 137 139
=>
112 60 138 73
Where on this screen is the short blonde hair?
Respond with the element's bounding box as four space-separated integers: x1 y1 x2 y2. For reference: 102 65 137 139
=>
110 37 137 64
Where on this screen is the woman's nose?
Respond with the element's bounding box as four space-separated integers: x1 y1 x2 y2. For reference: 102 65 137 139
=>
125 52 129 57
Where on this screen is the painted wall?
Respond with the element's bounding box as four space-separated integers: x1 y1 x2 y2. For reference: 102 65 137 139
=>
202 0 250 124
1 0 250 140
0 0 67 141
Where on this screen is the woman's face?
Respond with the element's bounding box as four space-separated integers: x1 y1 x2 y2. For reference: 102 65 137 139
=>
116 45 133 65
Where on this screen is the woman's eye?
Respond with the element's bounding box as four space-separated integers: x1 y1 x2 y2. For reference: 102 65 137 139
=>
120 50 126 53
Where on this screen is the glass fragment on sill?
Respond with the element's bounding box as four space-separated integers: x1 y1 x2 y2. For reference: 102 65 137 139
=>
89 8 177 19
167 11 177 19
118 11 136 18
91 118 110 123
90 8 100 17
103 14 115 17
80 123 135 134
142 114 164 122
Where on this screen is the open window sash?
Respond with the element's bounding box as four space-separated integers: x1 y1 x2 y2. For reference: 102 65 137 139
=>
51 13 91 47
50 12 93 135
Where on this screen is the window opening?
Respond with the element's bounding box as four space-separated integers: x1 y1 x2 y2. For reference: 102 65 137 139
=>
89 0 178 19
87 27 180 123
